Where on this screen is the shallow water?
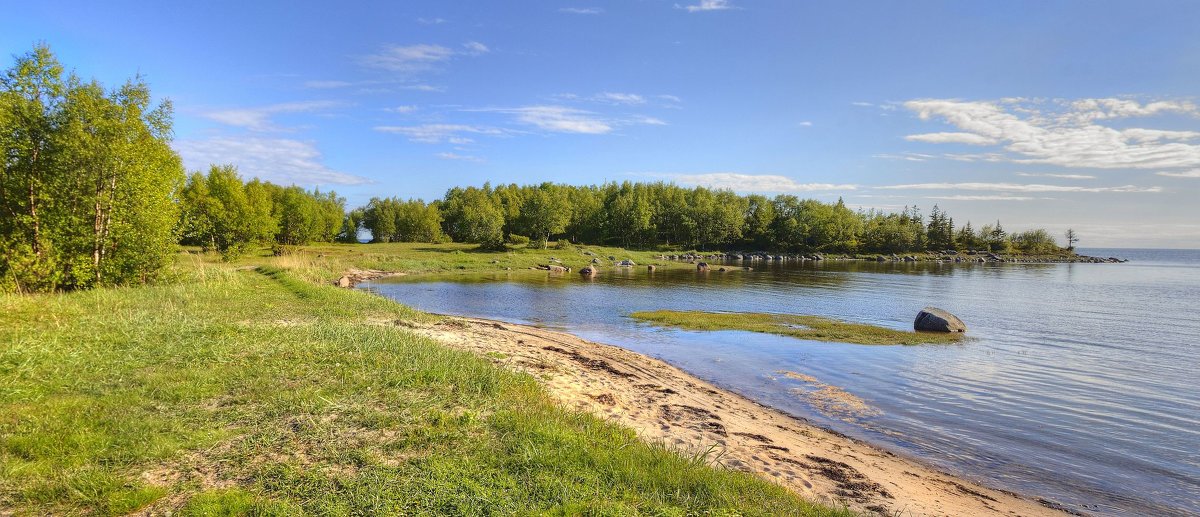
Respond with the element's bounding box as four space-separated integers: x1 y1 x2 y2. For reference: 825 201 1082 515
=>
365 248 1200 516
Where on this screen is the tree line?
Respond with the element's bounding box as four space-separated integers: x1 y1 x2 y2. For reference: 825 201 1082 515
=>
358 182 1065 256
1 46 1070 292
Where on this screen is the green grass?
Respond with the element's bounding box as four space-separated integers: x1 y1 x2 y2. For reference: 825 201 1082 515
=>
213 241 702 286
629 310 963 345
0 255 852 516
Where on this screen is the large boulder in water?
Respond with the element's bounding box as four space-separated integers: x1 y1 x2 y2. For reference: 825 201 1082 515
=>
914 307 966 333
696 262 710 271
579 265 598 277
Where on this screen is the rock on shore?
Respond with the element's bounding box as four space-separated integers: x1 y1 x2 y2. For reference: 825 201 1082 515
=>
914 307 967 333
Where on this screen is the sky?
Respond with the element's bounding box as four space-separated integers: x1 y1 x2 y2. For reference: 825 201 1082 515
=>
4 0 1199 248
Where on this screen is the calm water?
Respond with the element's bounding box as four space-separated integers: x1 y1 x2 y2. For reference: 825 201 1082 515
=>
365 248 1200 516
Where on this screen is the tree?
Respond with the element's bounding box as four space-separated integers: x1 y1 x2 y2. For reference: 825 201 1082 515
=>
516 185 569 247
1 45 184 291
441 187 504 248
1064 229 1078 251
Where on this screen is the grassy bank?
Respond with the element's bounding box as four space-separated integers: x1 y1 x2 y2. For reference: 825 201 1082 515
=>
630 310 963 345
0 255 851 515
226 241 700 285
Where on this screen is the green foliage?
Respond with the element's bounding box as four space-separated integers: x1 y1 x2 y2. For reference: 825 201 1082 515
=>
506 233 531 246
179 166 345 257
0 44 183 291
360 197 444 243
1012 229 1059 254
441 186 505 249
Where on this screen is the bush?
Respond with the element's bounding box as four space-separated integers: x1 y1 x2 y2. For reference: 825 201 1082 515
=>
507 233 531 246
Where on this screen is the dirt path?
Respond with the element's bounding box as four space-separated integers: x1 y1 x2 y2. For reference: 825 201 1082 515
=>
410 316 1071 517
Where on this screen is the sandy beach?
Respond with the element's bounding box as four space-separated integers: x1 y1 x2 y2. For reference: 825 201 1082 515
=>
409 316 1069 517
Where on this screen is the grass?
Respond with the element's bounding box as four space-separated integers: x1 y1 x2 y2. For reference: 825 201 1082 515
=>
0 252 853 516
216 241 704 286
629 310 964 345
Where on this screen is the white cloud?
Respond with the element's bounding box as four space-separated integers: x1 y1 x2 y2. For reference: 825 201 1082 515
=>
472 105 668 133
679 0 734 12
201 100 342 131
462 41 490 55
905 132 998 145
401 84 445 93
358 42 488 78
1156 169 1200 178
798 121 813 127
1015 172 1096 179
385 105 418 114
175 137 369 186
635 116 668 126
877 182 1162 193
360 44 457 73
303 80 353 89
593 92 646 105
851 101 874 107
1068 98 1197 122
658 94 683 103
508 106 610 133
373 123 506 143
904 97 1200 171
926 195 1043 201
417 17 447 25
657 173 856 193
436 152 484 163
559 7 603 14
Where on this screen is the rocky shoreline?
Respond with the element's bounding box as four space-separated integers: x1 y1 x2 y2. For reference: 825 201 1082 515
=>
658 251 1127 264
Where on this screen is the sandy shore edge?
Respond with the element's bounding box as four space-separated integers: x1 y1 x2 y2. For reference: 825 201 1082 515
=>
405 315 1071 517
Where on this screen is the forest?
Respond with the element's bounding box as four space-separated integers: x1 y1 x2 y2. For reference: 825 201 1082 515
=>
1 46 1065 292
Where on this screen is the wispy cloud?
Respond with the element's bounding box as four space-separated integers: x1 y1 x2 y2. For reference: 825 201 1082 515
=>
360 41 488 74
925 195 1044 201
654 173 856 193
877 182 1162 193
678 0 735 12
502 106 611 133
904 97 1200 171
469 105 669 134
436 152 484 163
374 123 507 144
559 7 603 14
905 132 997 145
593 92 645 105
201 100 342 131
416 17 447 25
175 137 370 186
798 121 813 127
384 105 418 114
303 80 354 89
462 41 490 55
1016 172 1096 180
1156 169 1200 178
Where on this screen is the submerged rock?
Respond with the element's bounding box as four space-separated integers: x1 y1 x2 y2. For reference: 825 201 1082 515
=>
580 265 598 277
696 262 710 271
914 307 967 333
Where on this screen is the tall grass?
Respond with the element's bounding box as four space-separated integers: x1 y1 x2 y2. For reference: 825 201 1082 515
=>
0 260 852 515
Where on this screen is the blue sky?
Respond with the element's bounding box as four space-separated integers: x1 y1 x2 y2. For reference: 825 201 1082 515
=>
5 0 1199 247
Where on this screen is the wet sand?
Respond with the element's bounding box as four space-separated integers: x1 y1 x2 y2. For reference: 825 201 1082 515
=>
409 316 1069 516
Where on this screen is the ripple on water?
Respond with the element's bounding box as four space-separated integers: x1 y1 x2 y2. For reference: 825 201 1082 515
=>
367 253 1200 516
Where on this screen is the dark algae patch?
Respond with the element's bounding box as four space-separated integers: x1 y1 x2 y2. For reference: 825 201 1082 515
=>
630 310 963 345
